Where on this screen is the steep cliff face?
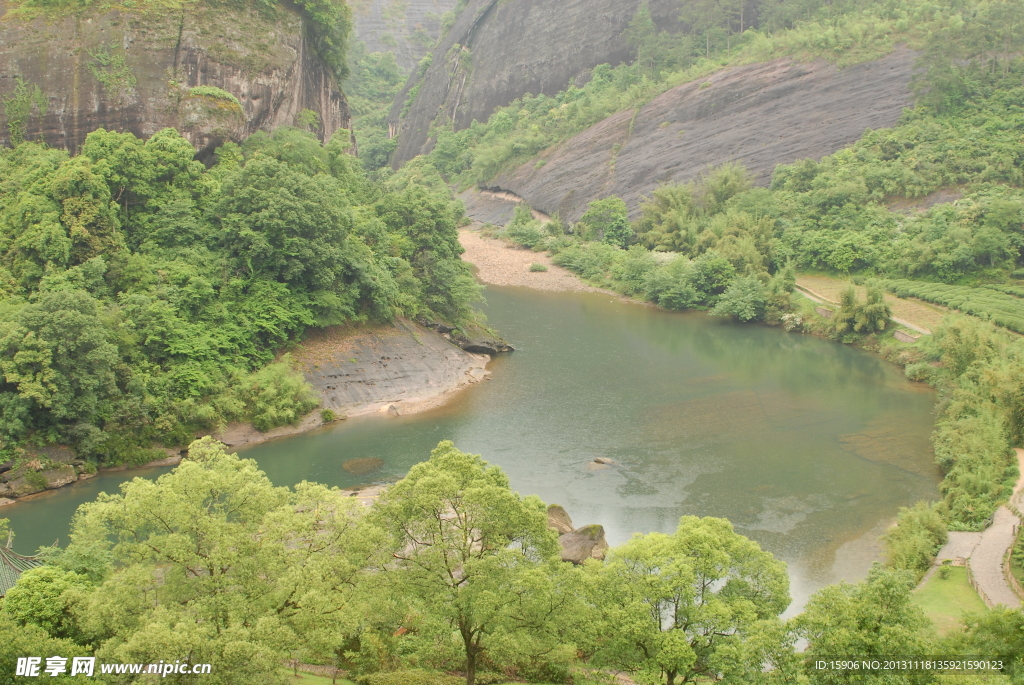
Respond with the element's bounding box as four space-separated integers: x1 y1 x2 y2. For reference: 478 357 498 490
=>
387 0 683 166
0 2 350 156
352 0 457 73
483 48 916 222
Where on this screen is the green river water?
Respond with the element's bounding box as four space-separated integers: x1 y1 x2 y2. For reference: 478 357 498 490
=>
3 286 940 611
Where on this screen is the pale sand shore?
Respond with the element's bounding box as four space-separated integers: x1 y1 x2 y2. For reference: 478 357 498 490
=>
459 226 607 293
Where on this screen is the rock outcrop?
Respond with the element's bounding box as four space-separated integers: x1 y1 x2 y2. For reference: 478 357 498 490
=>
293 317 494 420
559 524 610 565
0 445 85 498
546 504 575 535
0 1 350 156
547 503 609 564
352 0 458 73
387 0 684 166
484 48 916 222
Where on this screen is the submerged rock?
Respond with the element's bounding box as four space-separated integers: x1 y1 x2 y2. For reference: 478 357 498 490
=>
343 457 385 475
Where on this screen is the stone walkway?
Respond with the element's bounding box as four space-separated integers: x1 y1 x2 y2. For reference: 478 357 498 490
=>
968 506 1021 607
934 448 1024 608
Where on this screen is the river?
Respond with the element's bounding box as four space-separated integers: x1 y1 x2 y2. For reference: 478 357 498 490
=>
3 286 940 611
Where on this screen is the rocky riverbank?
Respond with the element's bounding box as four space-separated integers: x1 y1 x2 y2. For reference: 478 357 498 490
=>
214 318 498 449
0 319 503 503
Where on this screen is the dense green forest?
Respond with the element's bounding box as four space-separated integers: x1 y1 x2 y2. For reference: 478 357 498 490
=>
4 438 1024 685
0 127 477 466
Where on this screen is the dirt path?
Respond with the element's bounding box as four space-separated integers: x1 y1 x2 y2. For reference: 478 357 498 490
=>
795 276 944 335
964 448 1024 608
459 227 607 293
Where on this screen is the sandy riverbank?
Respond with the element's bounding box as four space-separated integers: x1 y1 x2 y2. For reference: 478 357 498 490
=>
459 226 608 293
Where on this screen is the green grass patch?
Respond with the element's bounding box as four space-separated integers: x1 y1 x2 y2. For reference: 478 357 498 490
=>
279 668 355 685
911 566 987 635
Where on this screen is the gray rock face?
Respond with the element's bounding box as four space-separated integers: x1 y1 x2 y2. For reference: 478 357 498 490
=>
0 444 82 498
41 465 78 490
0 2 349 156
488 49 916 221
295 318 490 417
388 0 683 166
547 504 574 535
352 0 458 73
559 524 610 565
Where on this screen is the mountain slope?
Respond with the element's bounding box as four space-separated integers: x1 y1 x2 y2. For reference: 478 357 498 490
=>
352 0 458 72
487 47 916 221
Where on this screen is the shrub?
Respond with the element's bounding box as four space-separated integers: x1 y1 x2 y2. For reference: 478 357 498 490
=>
24 470 47 491
186 85 243 111
578 196 631 247
505 206 545 248
528 262 547 272
320 408 336 423
711 275 769 322
883 501 947 580
904 362 934 383
238 355 320 432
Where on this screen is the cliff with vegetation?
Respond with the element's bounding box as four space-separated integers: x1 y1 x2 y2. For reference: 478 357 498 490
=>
351 0 458 73
387 0 685 167
0 0 350 156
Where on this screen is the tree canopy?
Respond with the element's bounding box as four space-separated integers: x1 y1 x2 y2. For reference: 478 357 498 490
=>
0 127 478 466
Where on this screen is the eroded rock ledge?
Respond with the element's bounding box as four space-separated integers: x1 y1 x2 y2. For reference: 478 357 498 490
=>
1 319 509 502
547 503 610 564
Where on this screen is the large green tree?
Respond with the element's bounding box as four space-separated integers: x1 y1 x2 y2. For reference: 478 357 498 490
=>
590 516 790 685
797 566 935 685
61 437 377 684
371 440 566 685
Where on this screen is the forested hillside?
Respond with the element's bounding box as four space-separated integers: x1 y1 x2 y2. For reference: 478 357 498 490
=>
0 127 476 469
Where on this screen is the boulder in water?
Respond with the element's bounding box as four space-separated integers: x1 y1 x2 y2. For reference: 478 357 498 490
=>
547 504 574 534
